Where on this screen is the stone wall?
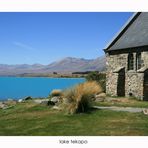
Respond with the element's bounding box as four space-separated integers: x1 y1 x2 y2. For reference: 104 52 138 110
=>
125 72 144 100
106 52 127 96
106 72 118 96
106 50 147 99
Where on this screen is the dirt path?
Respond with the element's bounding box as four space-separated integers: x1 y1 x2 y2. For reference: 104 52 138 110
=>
93 106 147 113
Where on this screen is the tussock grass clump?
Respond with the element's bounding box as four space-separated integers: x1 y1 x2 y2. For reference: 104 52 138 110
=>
63 81 102 114
51 89 63 97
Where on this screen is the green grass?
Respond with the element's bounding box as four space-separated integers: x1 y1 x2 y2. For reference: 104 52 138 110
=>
94 98 148 108
0 102 148 136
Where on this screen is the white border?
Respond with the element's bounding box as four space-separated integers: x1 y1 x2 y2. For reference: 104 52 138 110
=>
0 136 148 148
0 0 148 148
0 0 148 12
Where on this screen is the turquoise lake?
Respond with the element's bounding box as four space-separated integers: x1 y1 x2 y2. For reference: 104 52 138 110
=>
0 77 85 100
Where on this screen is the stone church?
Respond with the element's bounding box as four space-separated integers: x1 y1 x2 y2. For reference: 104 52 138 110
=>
104 12 148 100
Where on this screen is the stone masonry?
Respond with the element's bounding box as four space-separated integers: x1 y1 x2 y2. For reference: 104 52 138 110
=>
106 51 148 100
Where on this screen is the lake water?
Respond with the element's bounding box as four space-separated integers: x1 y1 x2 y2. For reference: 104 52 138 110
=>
0 77 85 100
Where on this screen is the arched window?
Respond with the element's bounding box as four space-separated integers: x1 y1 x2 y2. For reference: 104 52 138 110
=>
128 53 134 70
136 52 142 70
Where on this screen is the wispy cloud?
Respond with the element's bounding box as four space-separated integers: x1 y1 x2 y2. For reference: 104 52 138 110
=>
12 41 34 50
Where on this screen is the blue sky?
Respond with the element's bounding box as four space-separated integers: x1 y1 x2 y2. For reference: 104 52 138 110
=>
0 12 133 65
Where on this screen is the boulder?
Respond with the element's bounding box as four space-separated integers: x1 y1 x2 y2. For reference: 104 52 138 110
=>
48 101 55 105
51 96 60 103
96 93 106 98
95 97 105 102
52 105 62 110
40 100 49 105
24 96 33 101
95 93 106 102
33 99 48 104
34 100 42 104
18 99 23 103
0 102 8 109
143 109 148 115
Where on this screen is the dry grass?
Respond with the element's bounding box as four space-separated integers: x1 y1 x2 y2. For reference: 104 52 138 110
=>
50 89 63 97
62 81 102 114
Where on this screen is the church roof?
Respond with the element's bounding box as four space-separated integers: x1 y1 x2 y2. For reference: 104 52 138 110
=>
105 12 148 51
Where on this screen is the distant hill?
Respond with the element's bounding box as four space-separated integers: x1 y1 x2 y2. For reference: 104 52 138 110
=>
0 56 106 76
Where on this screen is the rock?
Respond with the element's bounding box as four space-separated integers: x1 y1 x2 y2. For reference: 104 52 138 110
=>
0 102 8 109
33 100 42 104
48 101 55 105
96 93 106 98
95 93 106 102
24 96 32 101
51 96 60 103
4 100 17 106
0 100 17 110
143 109 148 115
52 105 61 110
18 99 23 103
3 105 14 110
40 100 49 105
0 102 5 109
95 97 105 102
33 99 48 104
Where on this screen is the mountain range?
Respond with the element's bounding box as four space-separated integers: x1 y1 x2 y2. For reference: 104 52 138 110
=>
0 56 106 76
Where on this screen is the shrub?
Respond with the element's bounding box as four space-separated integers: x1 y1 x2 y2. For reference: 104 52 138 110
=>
50 89 62 97
86 71 106 92
63 81 102 114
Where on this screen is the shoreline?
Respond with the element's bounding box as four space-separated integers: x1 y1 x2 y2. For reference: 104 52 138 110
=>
0 76 86 79
0 97 46 102
0 76 86 80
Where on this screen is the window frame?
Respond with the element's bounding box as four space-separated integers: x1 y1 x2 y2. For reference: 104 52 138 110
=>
136 52 142 70
128 53 134 71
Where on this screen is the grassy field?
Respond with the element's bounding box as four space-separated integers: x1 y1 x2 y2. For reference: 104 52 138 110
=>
0 101 148 136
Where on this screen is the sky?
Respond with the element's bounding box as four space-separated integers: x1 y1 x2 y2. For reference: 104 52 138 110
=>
0 12 133 65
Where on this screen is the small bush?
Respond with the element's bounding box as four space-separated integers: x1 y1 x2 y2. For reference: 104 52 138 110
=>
50 89 62 97
86 72 106 92
63 81 102 114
